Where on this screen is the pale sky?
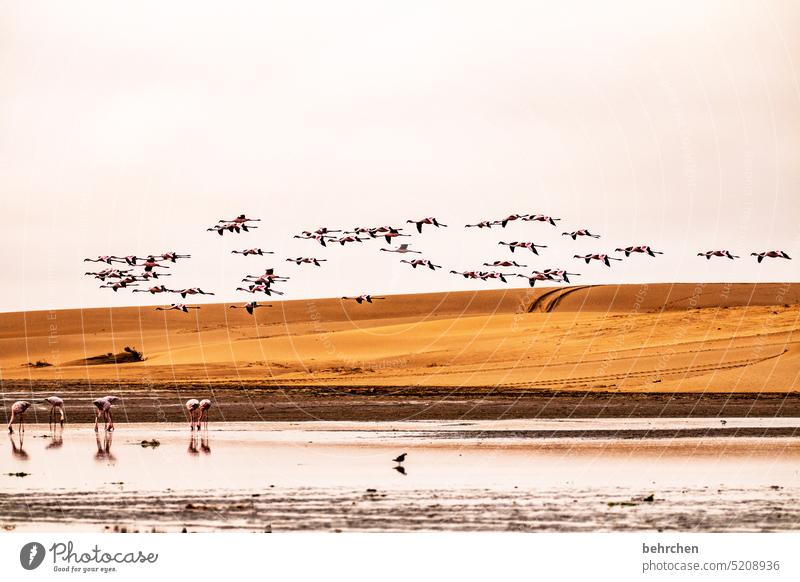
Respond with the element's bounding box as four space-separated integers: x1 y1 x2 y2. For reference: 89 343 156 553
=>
1 0 798 312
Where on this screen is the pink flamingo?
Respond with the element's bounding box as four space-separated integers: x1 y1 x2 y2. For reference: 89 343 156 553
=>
515 273 556 287
400 259 442 271
483 260 527 267
615 245 664 257
174 287 215 299
286 257 327 266
523 214 561 226
380 244 421 254
479 271 512 283
99 281 138 292
92 396 120 432
155 303 201 313
132 285 170 294
341 294 385 304
229 301 272 315
450 269 482 279
562 229 600 240
231 248 274 256
495 214 528 228
158 252 191 262
574 253 623 267
7 401 31 433
219 214 261 226
751 250 791 263
198 399 212 429
42 396 65 431
406 217 448 233
236 284 285 296
293 233 335 246
539 269 581 283
381 229 410 244
465 221 495 229
697 250 739 260
499 241 548 254
185 399 200 430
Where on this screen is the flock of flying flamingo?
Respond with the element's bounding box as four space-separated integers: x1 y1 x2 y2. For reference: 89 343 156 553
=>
81 211 793 314
6 212 793 435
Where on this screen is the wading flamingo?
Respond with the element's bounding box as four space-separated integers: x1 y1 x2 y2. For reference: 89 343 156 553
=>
92 396 120 432
7 401 31 433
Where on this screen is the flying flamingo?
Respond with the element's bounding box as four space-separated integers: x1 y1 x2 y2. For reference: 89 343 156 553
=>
562 230 600 240
7 401 31 433
231 248 274 256
108 255 142 266
450 269 482 279
523 214 561 226
406 217 448 233
158 252 191 262
300 228 341 236
615 245 664 257
539 269 581 283
515 273 556 287
341 294 385 304
465 221 495 229
229 301 272 315
286 257 327 266
574 253 623 267
400 259 442 271
751 250 791 263
174 287 215 299
382 229 411 244
155 303 201 313
380 244 421 254
293 233 335 246
92 396 120 432
131 285 170 294
499 241 548 254
99 281 138 292
332 235 365 246
185 399 200 430
84 255 118 264
141 257 171 272
697 250 740 260
479 271 513 283
134 270 171 280
42 396 65 431
219 213 260 224
198 399 212 430
236 285 285 296
495 214 528 228
483 260 527 268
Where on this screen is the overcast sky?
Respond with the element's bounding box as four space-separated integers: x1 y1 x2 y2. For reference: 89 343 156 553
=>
1 0 798 312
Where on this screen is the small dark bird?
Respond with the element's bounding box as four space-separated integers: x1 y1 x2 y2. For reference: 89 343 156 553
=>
392 453 407 463
720 420 727 426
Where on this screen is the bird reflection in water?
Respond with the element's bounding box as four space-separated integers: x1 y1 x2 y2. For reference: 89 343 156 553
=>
94 431 116 464
9 432 28 460
45 432 64 450
188 432 212 456
188 433 200 455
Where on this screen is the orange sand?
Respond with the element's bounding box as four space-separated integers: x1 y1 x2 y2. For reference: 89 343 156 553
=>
1 283 798 392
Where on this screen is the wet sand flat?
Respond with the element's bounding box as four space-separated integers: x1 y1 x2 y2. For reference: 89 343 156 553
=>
1 421 799 532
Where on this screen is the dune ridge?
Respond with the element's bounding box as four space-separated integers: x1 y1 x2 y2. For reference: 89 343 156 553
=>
0 283 798 393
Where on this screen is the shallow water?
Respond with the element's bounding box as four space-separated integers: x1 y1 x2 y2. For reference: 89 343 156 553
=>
1 420 799 532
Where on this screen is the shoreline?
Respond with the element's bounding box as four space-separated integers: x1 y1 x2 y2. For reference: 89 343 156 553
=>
2 382 800 423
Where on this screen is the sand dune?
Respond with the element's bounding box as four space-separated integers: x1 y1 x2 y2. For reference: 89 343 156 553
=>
1 283 798 392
